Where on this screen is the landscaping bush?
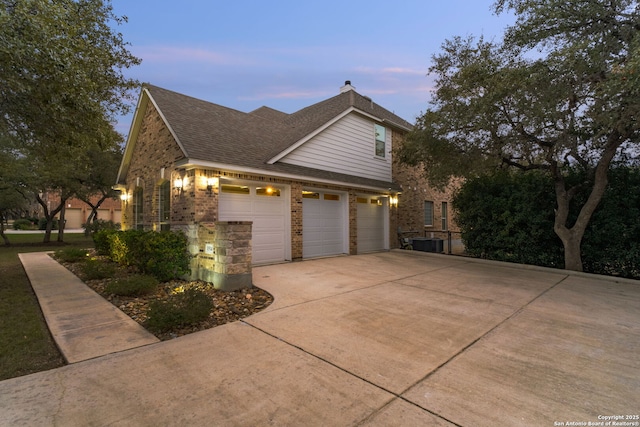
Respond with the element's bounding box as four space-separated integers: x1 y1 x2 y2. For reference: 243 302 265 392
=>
107 229 144 266
92 228 119 256
54 248 88 263
92 229 191 281
79 258 117 280
12 219 34 230
38 218 58 230
146 288 213 332
104 274 159 297
83 219 120 236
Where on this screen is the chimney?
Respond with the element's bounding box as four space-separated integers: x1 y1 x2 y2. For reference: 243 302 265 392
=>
340 80 355 93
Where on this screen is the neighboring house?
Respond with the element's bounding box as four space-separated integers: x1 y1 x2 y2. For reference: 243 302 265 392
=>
115 82 457 285
39 193 122 229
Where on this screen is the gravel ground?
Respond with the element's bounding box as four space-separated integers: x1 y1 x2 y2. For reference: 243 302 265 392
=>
54 254 274 341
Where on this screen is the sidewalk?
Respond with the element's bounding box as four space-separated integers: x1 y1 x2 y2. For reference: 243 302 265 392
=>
18 252 158 363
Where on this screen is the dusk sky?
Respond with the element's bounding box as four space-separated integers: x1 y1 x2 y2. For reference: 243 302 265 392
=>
109 0 515 137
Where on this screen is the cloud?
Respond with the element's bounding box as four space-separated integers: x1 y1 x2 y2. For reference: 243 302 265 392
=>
381 67 426 76
131 45 250 65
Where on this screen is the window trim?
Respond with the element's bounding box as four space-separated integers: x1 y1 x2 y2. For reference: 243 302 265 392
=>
441 201 448 231
374 123 386 158
159 181 171 231
424 200 434 227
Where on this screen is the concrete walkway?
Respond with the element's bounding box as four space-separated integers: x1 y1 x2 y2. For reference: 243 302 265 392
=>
2 251 639 426
18 252 158 363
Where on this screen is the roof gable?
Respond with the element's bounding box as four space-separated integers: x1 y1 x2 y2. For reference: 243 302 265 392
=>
118 84 411 191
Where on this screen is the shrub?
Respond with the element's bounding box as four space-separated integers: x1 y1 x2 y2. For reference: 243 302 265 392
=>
146 288 213 332
12 219 34 230
105 274 159 297
93 228 118 256
80 259 116 280
54 248 88 263
38 218 59 230
84 219 120 236
136 231 191 281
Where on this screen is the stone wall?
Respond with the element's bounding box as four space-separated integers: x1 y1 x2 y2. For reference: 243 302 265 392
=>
195 221 252 291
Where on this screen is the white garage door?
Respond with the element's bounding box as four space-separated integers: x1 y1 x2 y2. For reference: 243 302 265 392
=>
357 195 387 253
65 208 84 229
303 190 347 258
219 183 288 264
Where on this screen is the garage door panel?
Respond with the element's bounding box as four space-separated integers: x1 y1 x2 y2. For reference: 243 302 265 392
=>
357 196 386 253
303 191 346 258
219 184 287 264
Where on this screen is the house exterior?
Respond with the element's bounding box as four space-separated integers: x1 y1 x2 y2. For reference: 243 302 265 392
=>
38 193 122 229
115 82 457 288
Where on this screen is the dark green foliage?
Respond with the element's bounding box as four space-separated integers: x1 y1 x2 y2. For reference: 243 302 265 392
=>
80 258 116 280
96 230 191 281
133 231 191 282
454 171 564 267
38 218 58 230
83 219 119 236
580 167 640 278
12 219 34 230
92 228 119 256
105 274 159 297
54 247 88 263
454 167 640 278
146 288 213 332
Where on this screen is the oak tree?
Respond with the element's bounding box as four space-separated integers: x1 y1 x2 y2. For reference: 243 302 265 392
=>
399 0 640 271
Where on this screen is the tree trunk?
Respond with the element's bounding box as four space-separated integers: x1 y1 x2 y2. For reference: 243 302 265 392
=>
57 202 66 242
552 135 620 271
0 213 10 246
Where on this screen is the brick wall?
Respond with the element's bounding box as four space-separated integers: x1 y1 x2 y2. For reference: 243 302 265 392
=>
120 102 186 231
391 131 461 240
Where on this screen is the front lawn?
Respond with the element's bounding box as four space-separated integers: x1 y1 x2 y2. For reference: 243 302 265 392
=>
0 233 93 380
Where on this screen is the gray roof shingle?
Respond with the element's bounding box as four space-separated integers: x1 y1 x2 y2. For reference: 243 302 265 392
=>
145 84 412 191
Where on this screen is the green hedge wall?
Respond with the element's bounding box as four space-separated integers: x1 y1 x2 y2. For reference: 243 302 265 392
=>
453 167 640 279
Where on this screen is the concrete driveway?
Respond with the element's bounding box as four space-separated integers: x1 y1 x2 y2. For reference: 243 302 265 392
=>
1 251 638 426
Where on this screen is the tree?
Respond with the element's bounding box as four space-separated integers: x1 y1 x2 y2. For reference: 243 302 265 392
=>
399 0 640 271
0 0 140 242
74 143 123 235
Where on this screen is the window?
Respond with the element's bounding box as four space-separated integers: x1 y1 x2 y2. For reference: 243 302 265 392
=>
324 193 340 201
256 186 281 197
159 181 170 231
424 201 434 227
302 191 320 199
133 188 144 230
221 184 250 194
374 124 386 158
441 202 448 231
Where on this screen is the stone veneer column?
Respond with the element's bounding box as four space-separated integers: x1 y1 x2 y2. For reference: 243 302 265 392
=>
213 221 252 291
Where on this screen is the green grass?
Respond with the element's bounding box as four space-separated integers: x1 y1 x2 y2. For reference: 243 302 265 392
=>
0 232 94 380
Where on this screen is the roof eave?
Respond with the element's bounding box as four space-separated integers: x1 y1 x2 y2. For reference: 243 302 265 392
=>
176 158 401 193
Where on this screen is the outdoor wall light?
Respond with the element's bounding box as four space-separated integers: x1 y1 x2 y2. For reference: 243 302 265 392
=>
390 196 399 207
206 176 218 194
174 177 184 195
120 192 130 202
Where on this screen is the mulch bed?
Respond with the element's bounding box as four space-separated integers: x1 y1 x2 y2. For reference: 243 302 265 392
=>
54 253 274 341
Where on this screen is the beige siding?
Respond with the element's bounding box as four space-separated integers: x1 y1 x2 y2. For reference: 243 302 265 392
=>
280 113 392 181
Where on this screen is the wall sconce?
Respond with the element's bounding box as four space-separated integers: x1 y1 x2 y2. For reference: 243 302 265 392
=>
206 177 218 194
390 196 398 208
173 177 184 195
120 192 130 202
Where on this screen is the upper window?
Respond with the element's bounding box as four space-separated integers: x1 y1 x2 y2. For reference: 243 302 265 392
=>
424 201 434 227
374 124 386 158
